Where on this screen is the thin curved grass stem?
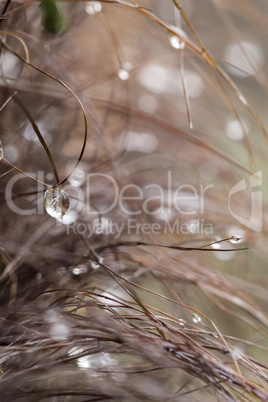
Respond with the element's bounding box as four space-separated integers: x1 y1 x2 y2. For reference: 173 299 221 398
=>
14 94 60 185
0 40 88 186
2 157 50 187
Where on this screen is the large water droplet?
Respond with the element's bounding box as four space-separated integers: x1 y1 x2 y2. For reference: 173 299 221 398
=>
44 186 69 219
0 141 3 160
85 1 102 14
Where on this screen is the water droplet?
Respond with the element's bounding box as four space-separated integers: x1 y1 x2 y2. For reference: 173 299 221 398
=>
85 1 102 14
169 25 187 50
0 141 3 160
178 319 186 327
117 62 132 81
44 186 69 219
169 35 185 50
229 236 242 244
72 265 88 276
90 261 100 270
227 226 245 244
118 68 129 81
192 314 201 323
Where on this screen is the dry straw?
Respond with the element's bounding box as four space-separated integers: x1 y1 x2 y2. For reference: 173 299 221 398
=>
0 0 267 400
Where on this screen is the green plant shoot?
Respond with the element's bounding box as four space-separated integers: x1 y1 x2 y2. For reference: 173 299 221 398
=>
41 0 67 34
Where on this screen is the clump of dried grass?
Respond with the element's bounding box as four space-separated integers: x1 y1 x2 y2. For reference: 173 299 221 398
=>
0 1 267 401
